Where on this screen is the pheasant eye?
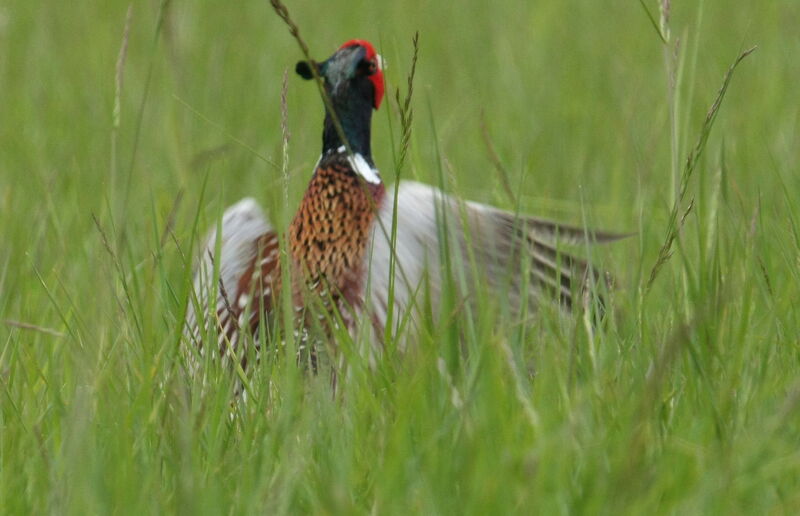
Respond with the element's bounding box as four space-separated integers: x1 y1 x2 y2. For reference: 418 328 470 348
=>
357 58 377 76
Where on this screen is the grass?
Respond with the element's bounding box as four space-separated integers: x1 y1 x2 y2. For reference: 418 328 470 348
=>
2 0 799 513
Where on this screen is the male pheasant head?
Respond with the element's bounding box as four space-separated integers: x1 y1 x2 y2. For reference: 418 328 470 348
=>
296 40 384 161
296 40 384 109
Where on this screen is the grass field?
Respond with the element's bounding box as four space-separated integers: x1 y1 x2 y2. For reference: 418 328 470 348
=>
2 0 799 513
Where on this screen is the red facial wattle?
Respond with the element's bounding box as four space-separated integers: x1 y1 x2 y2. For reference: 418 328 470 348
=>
339 39 385 110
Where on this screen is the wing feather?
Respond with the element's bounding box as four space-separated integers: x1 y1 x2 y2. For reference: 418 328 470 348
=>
365 181 620 335
184 198 275 363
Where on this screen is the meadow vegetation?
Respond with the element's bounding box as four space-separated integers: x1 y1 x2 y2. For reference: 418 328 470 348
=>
1 0 799 513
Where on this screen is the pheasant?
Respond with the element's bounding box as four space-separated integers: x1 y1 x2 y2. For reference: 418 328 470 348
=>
184 39 624 369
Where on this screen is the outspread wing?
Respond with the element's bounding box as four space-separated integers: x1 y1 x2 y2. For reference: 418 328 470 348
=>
364 181 621 334
184 198 277 366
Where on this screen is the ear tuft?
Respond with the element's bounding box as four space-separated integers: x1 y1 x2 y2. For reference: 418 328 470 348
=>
295 61 315 80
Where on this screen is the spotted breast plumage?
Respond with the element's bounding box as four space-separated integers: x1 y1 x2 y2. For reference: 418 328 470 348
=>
184 39 626 373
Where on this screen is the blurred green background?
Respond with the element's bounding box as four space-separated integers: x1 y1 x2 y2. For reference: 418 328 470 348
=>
1 0 799 513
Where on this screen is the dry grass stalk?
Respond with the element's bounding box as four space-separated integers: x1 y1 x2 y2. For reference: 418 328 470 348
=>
646 47 756 293
394 31 419 175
